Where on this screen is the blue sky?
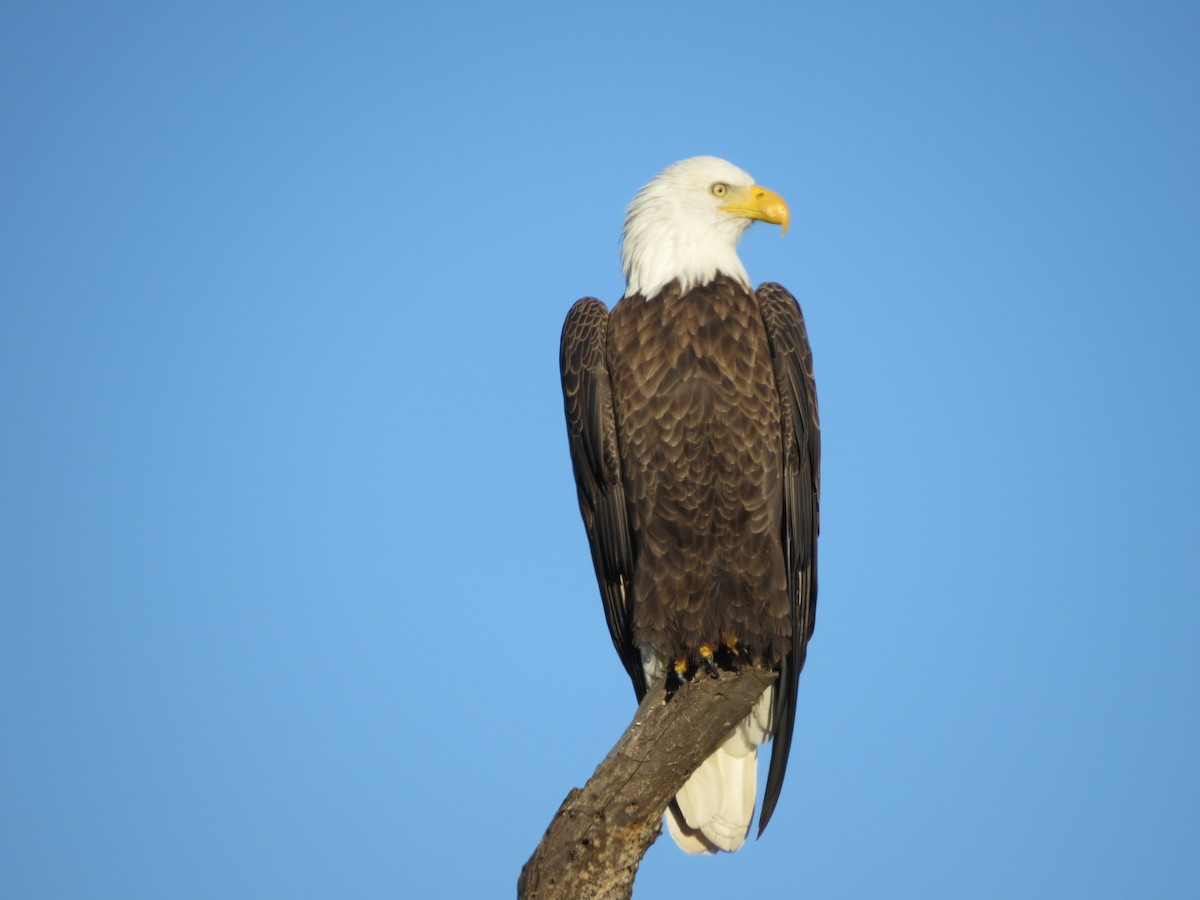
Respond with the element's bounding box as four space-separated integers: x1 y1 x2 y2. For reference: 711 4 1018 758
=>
3 1 1198 897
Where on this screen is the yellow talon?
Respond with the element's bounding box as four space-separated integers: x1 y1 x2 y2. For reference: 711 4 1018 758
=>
698 644 715 660
673 658 689 677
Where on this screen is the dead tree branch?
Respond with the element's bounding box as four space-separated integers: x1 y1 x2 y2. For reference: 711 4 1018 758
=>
518 666 778 900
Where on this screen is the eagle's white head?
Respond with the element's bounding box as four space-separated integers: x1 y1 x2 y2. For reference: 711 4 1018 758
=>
620 156 789 299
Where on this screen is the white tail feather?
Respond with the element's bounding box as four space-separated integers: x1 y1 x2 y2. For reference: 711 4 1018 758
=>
663 685 774 854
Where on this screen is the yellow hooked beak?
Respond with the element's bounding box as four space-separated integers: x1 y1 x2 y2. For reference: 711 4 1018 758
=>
720 184 790 235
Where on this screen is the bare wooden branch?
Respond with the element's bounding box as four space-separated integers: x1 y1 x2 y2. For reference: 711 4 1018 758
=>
518 666 778 900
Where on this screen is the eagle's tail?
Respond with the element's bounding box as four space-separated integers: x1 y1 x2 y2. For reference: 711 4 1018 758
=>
663 685 775 854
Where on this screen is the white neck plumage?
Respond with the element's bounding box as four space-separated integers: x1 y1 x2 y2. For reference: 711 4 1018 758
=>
621 213 752 299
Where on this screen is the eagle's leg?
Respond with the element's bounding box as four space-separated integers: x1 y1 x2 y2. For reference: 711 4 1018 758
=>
715 634 744 670
672 657 691 685
698 644 720 677
668 636 746 688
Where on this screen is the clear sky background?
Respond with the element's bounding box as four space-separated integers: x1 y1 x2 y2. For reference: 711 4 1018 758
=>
3 2 1198 898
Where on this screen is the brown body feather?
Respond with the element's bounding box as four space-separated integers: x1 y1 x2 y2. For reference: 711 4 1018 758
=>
608 276 791 666
560 274 819 837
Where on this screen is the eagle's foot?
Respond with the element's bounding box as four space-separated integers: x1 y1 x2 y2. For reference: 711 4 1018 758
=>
668 656 704 690
667 638 746 690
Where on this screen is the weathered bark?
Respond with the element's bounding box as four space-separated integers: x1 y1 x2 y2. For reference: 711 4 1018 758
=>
518 666 778 900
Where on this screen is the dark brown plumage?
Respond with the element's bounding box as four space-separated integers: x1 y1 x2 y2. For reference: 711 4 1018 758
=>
560 273 819 840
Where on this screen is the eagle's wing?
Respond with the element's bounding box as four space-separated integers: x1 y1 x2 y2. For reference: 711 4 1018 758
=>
560 298 645 699
756 282 821 835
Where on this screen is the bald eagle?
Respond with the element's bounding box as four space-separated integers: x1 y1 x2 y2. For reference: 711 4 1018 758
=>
560 157 820 854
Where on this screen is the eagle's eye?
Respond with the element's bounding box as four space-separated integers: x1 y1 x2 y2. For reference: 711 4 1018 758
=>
710 182 729 197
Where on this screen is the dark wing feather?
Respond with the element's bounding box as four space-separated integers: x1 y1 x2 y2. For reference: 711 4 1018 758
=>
560 298 645 699
756 282 821 835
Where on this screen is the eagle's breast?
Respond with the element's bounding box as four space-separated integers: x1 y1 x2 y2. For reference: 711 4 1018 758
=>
607 275 791 666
